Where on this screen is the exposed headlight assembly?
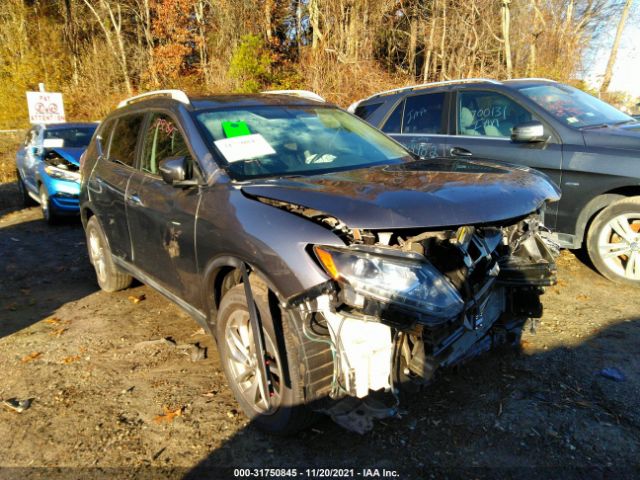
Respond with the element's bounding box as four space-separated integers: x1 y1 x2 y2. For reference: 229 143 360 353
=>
314 245 464 319
44 164 80 183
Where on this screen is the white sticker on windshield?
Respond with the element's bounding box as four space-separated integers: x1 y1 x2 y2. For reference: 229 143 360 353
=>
566 117 578 124
214 134 276 163
43 138 64 148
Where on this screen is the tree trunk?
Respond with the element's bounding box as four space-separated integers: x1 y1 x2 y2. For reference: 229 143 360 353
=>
501 0 512 79
600 0 633 94
408 15 418 77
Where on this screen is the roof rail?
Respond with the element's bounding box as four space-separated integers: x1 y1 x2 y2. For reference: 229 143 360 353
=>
117 89 190 108
368 78 502 101
508 77 556 82
261 90 325 103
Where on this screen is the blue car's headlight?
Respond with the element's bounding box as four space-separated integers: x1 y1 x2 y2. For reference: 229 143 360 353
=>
314 245 464 318
44 165 80 183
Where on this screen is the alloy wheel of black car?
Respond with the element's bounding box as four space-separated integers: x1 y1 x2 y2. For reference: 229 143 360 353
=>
587 197 640 286
216 282 316 434
16 170 36 207
85 216 133 292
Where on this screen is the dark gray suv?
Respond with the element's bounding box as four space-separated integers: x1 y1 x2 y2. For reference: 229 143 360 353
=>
80 90 559 434
351 79 640 286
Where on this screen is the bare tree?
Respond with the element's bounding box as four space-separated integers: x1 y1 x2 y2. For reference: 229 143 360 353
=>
600 0 633 94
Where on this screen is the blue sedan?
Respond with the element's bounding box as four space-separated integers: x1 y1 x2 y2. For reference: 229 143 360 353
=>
15 122 98 223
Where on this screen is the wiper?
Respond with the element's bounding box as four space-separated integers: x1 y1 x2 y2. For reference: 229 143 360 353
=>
580 123 609 130
613 119 638 126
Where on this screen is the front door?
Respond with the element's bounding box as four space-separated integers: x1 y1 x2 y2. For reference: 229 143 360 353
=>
126 112 201 305
448 90 563 228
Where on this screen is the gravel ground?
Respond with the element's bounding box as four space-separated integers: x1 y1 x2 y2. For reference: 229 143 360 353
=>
0 204 639 480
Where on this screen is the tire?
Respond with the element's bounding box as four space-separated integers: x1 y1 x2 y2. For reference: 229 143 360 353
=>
39 184 58 224
216 281 317 434
85 216 133 292
16 170 36 207
587 197 640 286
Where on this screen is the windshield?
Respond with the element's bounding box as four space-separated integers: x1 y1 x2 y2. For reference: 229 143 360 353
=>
195 106 412 180
44 126 97 148
517 84 633 128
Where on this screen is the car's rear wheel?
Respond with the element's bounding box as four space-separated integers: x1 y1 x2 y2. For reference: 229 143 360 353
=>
16 170 36 207
587 197 640 286
86 216 133 292
216 281 316 434
39 184 58 224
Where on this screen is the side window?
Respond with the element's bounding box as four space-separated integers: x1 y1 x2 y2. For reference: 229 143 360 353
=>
402 93 446 134
381 100 404 133
354 102 384 123
141 113 191 176
108 114 144 167
457 91 533 137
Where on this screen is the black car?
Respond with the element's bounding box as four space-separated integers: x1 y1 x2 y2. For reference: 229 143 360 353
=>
80 89 558 434
350 79 640 286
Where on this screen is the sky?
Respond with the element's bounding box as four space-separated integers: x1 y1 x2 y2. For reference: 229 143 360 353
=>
584 7 640 100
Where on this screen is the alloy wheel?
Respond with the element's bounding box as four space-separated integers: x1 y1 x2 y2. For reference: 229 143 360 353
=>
597 213 640 281
224 309 283 414
88 229 107 284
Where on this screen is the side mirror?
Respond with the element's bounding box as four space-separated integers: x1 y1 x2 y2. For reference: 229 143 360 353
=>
511 121 547 143
159 156 187 185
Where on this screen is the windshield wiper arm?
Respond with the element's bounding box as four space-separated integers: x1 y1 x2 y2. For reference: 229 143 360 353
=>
581 123 609 130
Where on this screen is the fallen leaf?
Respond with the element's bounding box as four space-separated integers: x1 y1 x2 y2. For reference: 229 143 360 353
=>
128 294 146 304
45 317 66 325
49 327 67 337
576 294 589 301
62 355 81 364
21 351 42 363
153 405 184 424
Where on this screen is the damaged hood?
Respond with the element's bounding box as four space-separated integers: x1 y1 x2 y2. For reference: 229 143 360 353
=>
242 158 560 229
47 147 85 166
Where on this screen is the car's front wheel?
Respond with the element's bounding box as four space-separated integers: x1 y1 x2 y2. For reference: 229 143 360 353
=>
216 281 316 434
587 197 640 286
39 184 57 224
85 216 133 292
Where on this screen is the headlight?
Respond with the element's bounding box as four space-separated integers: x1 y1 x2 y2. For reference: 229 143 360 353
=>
44 165 80 183
314 246 464 319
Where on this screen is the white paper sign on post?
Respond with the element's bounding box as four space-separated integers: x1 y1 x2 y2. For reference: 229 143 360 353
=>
214 134 276 163
26 91 66 124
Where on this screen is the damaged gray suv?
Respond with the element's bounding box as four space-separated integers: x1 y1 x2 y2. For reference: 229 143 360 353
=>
80 89 560 434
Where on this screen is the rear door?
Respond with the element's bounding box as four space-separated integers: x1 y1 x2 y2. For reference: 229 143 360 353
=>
448 89 563 227
381 92 450 159
88 114 144 260
126 111 201 304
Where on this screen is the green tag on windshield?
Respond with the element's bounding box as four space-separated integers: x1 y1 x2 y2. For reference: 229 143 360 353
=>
222 121 251 138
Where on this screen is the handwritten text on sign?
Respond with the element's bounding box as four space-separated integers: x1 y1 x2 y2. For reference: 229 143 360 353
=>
26 91 66 124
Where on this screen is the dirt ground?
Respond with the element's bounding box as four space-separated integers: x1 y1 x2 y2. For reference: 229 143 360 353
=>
0 198 639 479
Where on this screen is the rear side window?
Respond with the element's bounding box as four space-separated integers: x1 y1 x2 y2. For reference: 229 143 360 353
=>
402 93 445 134
141 113 191 175
108 115 144 167
381 100 404 133
354 102 383 122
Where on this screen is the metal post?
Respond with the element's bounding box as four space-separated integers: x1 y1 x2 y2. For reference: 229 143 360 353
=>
241 263 272 410
38 83 45 92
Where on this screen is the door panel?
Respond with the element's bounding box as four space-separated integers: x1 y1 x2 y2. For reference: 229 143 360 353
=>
127 112 200 304
88 114 144 260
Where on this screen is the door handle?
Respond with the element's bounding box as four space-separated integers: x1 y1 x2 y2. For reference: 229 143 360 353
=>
128 193 143 206
450 147 473 157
